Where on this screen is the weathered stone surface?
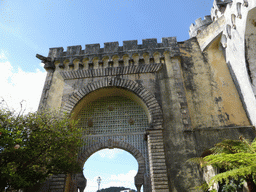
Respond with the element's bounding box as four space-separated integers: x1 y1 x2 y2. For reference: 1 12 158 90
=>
36 2 256 191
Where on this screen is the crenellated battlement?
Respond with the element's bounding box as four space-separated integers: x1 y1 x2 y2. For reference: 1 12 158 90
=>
48 37 179 58
44 37 179 71
189 16 212 38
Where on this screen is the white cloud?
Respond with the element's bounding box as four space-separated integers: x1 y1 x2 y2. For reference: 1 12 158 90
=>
0 50 8 60
109 170 137 182
85 170 137 192
98 148 124 159
0 50 46 113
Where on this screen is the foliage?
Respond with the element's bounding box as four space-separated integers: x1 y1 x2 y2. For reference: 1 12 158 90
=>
0 108 83 191
189 137 256 191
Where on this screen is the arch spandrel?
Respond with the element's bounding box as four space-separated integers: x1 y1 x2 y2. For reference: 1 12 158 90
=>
62 77 163 129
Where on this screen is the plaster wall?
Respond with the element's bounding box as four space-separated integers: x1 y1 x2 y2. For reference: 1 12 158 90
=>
197 0 256 126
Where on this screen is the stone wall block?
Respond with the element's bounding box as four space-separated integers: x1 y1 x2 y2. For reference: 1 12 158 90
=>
144 64 151 72
115 67 119 75
93 81 100 90
92 69 96 77
142 39 157 49
72 71 78 79
97 68 101 76
139 89 147 97
76 70 82 78
80 69 86 78
68 71 74 79
102 78 108 87
81 87 89 96
104 42 119 53
124 66 128 74
68 98 77 106
87 83 93 92
85 44 100 54
119 66 124 74
67 45 82 56
113 77 118 86
77 69 84 79
113 67 117 75
143 93 154 102
125 80 133 90
123 40 138 51
96 68 100 76
48 47 64 58
140 91 149 100
65 71 72 79
119 78 125 87
72 92 81 100
132 65 137 73
75 91 83 99
98 79 104 89
115 78 121 87
59 72 67 80
135 65 141 73
81 70 87 78
128 65 134 73
105 68 109 76
152 63 159 71
134 86 142 95
161 37 177 47
60 107 69 114
73 71 79 78
93 69 99 77
127 65 132 74
100 68 104 76
87 69 92 77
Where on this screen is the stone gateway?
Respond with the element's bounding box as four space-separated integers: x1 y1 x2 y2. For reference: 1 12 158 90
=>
35 0 256 191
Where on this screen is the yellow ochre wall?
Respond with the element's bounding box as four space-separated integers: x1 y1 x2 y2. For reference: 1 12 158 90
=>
179 36 250 129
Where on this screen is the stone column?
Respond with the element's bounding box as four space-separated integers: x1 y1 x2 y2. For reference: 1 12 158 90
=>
49 174 66 192
147 129 169 192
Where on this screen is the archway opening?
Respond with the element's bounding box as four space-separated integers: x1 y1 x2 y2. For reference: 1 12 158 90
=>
74 91 151 191
83 148 142 192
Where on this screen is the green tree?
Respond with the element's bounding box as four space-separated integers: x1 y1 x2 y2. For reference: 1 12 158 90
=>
190 137 256 192
0 108 83 191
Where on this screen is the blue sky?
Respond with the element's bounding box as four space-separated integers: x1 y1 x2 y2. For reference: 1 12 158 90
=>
0 0 213 191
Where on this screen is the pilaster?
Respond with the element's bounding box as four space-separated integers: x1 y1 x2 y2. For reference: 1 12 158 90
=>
147 129 169 192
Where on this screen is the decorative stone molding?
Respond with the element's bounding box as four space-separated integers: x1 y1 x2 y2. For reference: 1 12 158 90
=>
62 77 163 129
59 63 163 80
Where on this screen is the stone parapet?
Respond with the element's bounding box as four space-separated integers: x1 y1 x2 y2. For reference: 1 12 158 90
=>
189 15 212 38
44 37 179 71
48 37 178 58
